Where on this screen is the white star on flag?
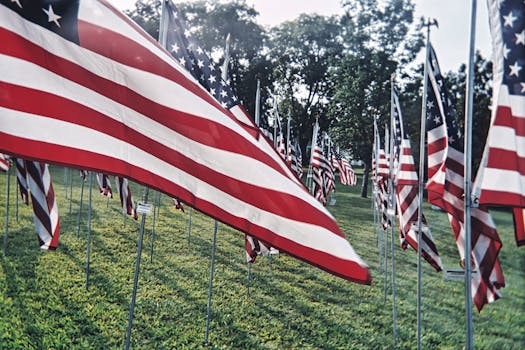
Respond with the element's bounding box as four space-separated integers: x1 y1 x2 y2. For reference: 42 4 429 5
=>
509 61 522 76
43 4 61 28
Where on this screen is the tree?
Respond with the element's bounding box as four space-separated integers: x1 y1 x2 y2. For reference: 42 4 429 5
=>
268 14 344 158
329 0 422 197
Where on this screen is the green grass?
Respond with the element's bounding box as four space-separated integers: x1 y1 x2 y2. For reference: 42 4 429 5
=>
0 165 523 349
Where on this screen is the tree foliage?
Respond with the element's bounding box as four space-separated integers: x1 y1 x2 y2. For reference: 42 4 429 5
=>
329 0 422 196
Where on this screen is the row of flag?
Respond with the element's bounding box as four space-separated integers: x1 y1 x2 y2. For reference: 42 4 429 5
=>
375 0 523 312
1 155 140 248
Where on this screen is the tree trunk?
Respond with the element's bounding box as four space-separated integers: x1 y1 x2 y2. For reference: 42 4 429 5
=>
360 163 370 198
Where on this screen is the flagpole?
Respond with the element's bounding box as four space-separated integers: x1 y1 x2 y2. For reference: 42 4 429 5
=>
308 117 319 193
68 168 73 214
124 186 149 350
150 191 161 262
248 79 261 289
85 172 94 290
76 173 85 236
383 125 389 305
63 167 68 199
417 18 437 350
187 207 192 246
388 76 398 347
15 173 18 222
254 79 261 127
3 165 10 255
464 1 477 348
204 219 218 346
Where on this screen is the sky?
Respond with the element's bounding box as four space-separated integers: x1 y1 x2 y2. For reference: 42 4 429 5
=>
110 0 493 74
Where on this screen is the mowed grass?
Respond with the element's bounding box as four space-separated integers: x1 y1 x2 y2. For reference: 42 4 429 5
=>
0 165 523 349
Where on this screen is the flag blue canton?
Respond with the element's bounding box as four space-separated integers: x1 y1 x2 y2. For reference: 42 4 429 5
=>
0 0 80 43
499 0 525 96
164 0 238 109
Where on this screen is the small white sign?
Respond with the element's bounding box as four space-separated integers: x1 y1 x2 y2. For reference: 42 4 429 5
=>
136 201 152 215
444 267 478 281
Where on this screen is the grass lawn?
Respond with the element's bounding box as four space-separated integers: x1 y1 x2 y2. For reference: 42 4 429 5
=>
0 165 523 349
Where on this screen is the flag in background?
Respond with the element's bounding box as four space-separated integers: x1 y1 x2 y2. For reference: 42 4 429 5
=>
0 154 8 172
311 123 334 206
25 161 60 250
474 0 524 208
116 176 138 220
0 0 370 284
425 44 504 310
392 87 442 271
96 173 113 198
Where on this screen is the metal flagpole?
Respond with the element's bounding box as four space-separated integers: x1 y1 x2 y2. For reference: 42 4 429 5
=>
85 172 94 290
3 165 10 255
383 125 389 305
307 118 319 193
76 173 85 236
15 173 18 222
204 219 218 346
187 207 192 246
123 2 168 347
254 79 261 127
150 191 161 262
247 79 262 288
463 1 477 348
63 167 68 199
221 33 231 81
388 76 398 346
68 168 73 214
417 18 437 350
124 186 150 350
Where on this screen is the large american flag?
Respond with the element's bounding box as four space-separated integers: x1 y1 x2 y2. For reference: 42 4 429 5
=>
474 0 524 208
425 44 505 310
0 0 370 284
392 87 442 271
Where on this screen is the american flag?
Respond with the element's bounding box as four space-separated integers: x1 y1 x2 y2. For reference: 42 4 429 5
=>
116 176 138 220
474 0 524 208
0 153 8 171
14 158 28 204
392 87 442 271
173 197 185 212
0 0 370 284
96 173 113 198
425 44 505 310
245 234 278 263
25 161 60 250
310 124 334 205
